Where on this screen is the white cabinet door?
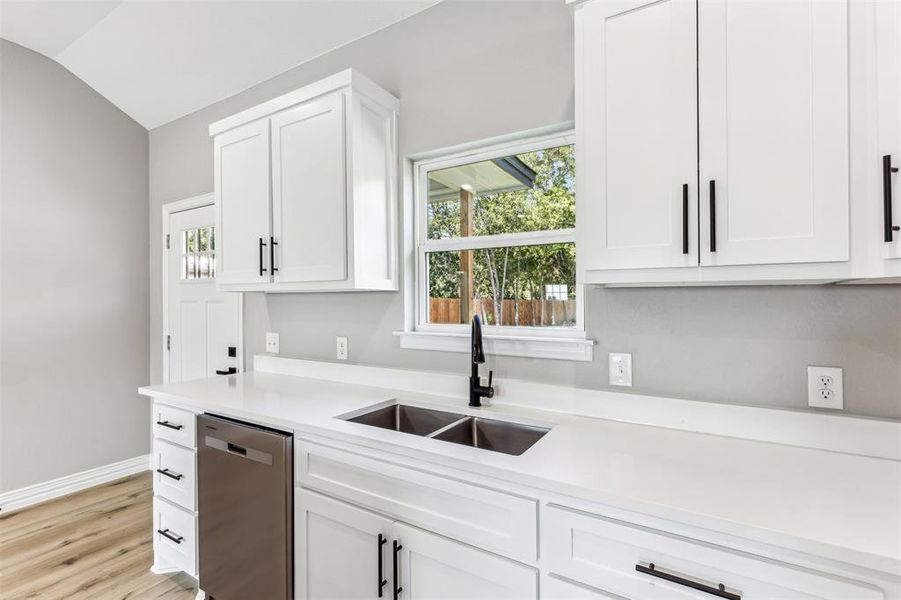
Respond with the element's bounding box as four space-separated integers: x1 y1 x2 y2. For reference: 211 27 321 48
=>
271 93 347 284
877 0 901 260
577 0 698 271
296 489 392 600
214 119 272 286
393 522 537 600
698 0 849 266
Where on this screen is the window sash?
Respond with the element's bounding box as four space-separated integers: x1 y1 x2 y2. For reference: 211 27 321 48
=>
413 128 581 334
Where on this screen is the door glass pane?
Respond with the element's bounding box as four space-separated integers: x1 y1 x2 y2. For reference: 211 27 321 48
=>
180 227 217 281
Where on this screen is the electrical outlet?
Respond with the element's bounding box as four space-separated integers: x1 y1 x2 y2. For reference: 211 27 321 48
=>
808 366 843 409
265 332 280 354
609 353 633 387
336 336 348 361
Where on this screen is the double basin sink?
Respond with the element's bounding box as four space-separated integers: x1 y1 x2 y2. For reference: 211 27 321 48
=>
344 403 550 456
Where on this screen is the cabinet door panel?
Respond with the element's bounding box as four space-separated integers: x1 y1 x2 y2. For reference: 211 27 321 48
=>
394 522 537 600
699 0 848 266
214 120 271 286
271 93 347 284
296 489 392 600
577 0 698 271
877 0 901 260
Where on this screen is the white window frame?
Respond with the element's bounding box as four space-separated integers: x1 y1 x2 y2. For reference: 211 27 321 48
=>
394 124 594 362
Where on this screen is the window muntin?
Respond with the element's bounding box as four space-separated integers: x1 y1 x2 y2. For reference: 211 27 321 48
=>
181 226 216 280
416 134 578 332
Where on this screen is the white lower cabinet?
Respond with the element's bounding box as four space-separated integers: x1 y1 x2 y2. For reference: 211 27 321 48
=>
543 505 884 600
152 496 197 578
541 574 622 600
296 488 538 600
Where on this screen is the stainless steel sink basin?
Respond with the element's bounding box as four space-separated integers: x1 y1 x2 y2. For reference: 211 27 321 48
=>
346 404 464 436
431 417 550 456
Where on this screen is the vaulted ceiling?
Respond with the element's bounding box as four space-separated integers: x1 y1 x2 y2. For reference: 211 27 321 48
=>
0 0 441 129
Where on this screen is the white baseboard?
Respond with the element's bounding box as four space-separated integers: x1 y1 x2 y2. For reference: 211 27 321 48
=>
0 454 150 514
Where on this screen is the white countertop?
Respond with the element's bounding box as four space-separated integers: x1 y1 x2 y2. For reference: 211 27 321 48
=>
140 371 901 575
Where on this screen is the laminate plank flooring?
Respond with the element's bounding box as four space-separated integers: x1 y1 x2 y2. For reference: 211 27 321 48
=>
0 472 196 600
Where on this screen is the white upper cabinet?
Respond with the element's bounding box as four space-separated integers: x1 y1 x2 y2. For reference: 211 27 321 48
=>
210 69 399 292
576 0 698 272
574 0 867 285
271 93 347 284
214 119 271 286
698 0 848 267
875 0 901 266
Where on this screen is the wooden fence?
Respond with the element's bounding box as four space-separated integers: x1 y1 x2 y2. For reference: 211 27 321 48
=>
429 297 576 327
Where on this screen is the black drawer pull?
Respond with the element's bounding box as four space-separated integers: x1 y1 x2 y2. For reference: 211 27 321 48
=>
155 468 183 481
392 540 403 599
636 563 740 600
682 183 689 254
156 420 183 431
709 179 717 252
884 155 899 242
270 236 278 274
157 528 184 544
259 237 268 276
378 534 388 597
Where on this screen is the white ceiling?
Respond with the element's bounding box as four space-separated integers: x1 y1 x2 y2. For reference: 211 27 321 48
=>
0 0 440 129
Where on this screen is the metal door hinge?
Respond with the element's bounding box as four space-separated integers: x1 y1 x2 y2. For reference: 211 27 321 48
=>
166 335 171 351
166 234 170 250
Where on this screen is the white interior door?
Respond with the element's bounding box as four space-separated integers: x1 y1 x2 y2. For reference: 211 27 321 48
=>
698 0 849 266
394 522 538 600
270 93 347 284
296 489 393 600
576 0 698 271
877 0 901 260
167 204 241 383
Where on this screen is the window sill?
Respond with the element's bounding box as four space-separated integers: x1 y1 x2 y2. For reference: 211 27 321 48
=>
393 330 595 362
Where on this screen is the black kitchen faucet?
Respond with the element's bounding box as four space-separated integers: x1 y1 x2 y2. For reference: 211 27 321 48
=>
469 315 495 407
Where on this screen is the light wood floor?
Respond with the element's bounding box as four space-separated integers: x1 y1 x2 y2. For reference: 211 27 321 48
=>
0 472 196 599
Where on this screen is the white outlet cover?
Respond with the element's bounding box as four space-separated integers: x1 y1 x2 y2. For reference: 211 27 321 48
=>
807 366 843 409
336 336 348 361
265 332 280 354
609 353 633 387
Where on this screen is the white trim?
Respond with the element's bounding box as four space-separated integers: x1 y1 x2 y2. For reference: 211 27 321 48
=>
254 356 901 460
162 194 244 383
0 454 150 513
394 330 594 361
401 124 592 360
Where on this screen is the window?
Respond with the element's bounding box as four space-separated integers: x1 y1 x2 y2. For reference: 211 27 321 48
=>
398 128 593 361
181 226 216 280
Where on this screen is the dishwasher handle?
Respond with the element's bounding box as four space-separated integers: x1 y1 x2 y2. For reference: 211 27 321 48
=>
204 435 274 466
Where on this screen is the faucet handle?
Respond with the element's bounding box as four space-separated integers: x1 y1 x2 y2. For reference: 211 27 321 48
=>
487 370 494 398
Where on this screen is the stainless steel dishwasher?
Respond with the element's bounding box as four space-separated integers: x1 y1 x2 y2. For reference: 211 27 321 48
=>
197 414 293 599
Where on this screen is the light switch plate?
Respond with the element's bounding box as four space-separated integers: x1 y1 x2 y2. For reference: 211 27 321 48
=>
609 353 633 387
265 332 280 354
807 365 843 409
336 336 348 361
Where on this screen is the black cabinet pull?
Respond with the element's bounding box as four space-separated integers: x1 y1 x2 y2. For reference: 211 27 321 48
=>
884 155 900 242
157 528 184 544
156 420 183 431
270 236 278 274
682 183 689 254
155 468 183 481
392 540 403 599
215 367 237 375
377 534 388 597
636 563 740 600
259 237 268 276
709 180 717 252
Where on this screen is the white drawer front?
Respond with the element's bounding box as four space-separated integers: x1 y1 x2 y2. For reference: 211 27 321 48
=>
544 506 883 600
153 403 196 449
298 442 538 563
153 439 196 511
152 497 196 577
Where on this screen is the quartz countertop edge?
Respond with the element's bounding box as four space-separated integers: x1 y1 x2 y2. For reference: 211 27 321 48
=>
139 372 901 576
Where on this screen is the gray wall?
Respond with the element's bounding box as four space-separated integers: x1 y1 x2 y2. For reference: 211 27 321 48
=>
0 40 150 492
149 1 901 420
